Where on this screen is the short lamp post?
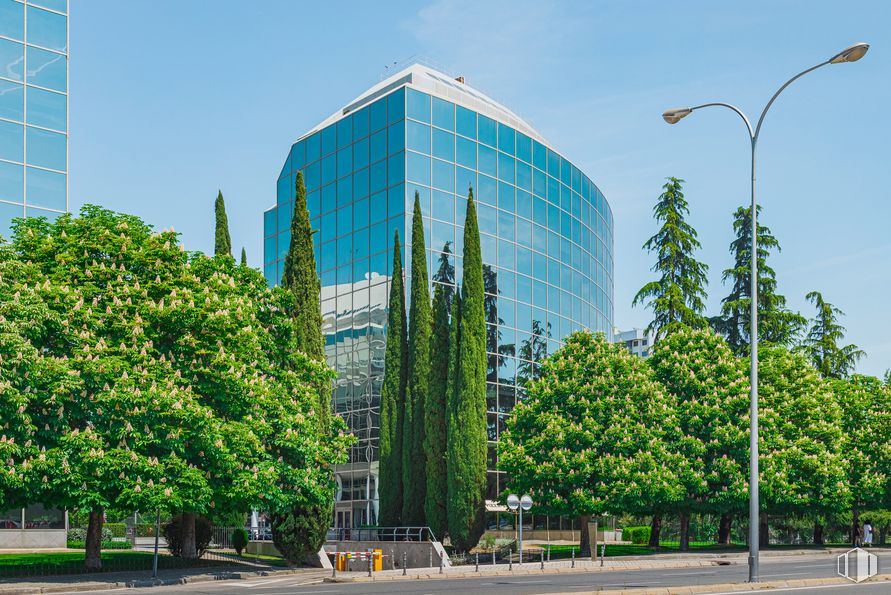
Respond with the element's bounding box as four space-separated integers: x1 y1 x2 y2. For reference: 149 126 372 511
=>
507 494 533 564
661 42 869 583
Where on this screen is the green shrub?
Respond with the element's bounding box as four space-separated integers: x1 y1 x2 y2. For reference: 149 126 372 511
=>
163 515 213 558
232 528 249 555
67 527 112 542
622 526 651 545
67 540 132 550
105 523 127 538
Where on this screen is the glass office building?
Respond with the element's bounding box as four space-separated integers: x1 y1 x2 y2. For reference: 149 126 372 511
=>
263 65 614 529
0 0 68 239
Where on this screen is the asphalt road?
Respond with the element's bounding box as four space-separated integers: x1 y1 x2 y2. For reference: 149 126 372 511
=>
51 553 888 595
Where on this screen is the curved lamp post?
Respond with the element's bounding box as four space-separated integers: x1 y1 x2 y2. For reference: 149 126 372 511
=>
662 42 868 583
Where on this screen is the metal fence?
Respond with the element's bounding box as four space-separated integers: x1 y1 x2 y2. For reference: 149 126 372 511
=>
326 526 436 542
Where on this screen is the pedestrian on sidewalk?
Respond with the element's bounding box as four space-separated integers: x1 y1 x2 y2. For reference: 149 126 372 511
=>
863 521 873 547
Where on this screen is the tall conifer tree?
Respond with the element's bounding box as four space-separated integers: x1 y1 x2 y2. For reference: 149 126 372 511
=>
403 193 431 524
447 189 488 551
378 231 407 525
633 177 709 339
214 191 232 257
711 205 805 353
803 291 865 378
240 247 247 266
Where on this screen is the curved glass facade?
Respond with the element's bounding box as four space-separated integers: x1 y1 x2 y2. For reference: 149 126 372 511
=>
263 68 614 528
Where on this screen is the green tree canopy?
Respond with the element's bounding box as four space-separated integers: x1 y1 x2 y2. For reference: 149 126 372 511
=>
633 177 709 339
803 291 865 379
711 205 805 353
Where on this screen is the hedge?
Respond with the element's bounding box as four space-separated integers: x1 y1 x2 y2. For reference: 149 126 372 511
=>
622 526 651 545
67 540 132 550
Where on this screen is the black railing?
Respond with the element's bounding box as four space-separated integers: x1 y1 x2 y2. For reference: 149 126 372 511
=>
326 526 437 542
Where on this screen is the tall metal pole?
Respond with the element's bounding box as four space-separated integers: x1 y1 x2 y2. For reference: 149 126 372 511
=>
518 507 523 565
748 137 759 583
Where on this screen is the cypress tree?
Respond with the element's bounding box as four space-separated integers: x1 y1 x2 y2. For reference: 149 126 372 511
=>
424 261 452 539
633 177 709 339
271 171 332 563
214 190 232 257
447 189 488 551
403 193 431 524
240 247 247 267
711 205 806 353
803 291 865 378
378 231 407 526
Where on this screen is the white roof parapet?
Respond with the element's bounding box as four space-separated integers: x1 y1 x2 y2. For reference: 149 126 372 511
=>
301 63 549 147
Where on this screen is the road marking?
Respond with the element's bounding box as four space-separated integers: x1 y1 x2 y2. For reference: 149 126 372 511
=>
236 577 293 588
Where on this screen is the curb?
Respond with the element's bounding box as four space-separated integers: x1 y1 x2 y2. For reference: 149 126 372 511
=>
549 573 891 594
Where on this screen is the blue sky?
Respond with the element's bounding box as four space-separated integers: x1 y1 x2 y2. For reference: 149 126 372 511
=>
69 0 890 376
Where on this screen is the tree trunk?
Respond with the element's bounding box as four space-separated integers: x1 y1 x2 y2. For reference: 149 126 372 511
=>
648 515 662 548
759 512 769 548
181 512 198 559
578 515 591 557
878 528 886 546
813 522 824 545
718 514 732 545
851 507 860 546
678 513 690 551
85 508 104 571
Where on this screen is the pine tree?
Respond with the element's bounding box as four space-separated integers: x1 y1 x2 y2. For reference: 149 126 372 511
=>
378 231 407 526
711 205 805 353
447 189 488 551
633 177 709 340
214 190 232 257
424 280 451 538
403 193 431 524
240 247 247 266
804 291 865 379
271 171 332 563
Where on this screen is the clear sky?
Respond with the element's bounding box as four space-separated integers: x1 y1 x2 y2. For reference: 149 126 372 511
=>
69 0 890 376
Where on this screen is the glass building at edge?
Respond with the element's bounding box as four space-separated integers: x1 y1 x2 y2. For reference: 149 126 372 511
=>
263 64 614 531
0 0 69 239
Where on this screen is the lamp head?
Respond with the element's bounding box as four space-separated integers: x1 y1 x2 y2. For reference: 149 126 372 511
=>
829 42 869 64
662 107 692 124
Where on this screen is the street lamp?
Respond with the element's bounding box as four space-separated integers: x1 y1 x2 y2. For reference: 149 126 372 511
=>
507 494 533 564
662 42 868 583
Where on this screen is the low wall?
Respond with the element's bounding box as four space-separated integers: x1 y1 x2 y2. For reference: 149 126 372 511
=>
0 530 67 549
324 540 450 571
245 540 281 557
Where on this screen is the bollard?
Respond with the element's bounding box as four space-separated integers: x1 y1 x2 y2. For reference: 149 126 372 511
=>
548 545 551 562
440 556 444 574
509 548 513 571
540 547 544 570
493 545 496 566
402 551 407 576
600 543 605 567
475 552 479 572
390 548 395 571
368 551 373 577
571 547 575 568
429 547 433 568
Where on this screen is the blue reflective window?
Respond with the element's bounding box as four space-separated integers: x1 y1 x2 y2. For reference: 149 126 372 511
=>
30 0 66 14
321 154 336 185
478 174 496 206
321 211 336 243
353 196 369 230
457 167 476 198
336 206 352 238
370 97 387 132
305 132 320 163
352 106 369 140
27 7 66 52
533 198 547 227
532 141 546 171
370 190 386 225
353 166 369 199
0 39 24 81
321 125 336 156
456 105 476 139
432 189 454 223
407 183 431 218
388 152 405 186
25 166 64 210
263 207 276 238
321 183 336 213
0 79 23 121
406 88 430 122
387 185 404 218
432 158 454 192
432 97 454 131
387 88 405 124
304 161 320 190
336 147 352 177
516 161 531 191
517 190 532 220
337 234 351 262
480 233 496 266
498 181 514 212
498 210 515 242
432 220 454 253
517 244 532 275
406 120 430 153
561 157 571 186
0 1 24 41
547 177 559 205
353 137 369 170
370 129 386 163
532 168 546 197
498 123 515 155
478 203 496 235
337 116 352 149
499 271 516 301
263 234 276 263
456 136 476 168
277 231 291 261
26 126 64 170
478 115 496 147
406 151 429 185
533 251 547 281
432 128 454 161
572 165 582 193
478 144 496 177
353 227 369 260
370 160 386 193
0 160 23 201
307 190 320 219
387 120 405 155
336 175 353 207
497 152 515 183
547 149 560 177
291 141 306 171
516 132 531 164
